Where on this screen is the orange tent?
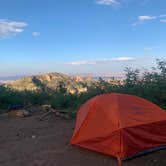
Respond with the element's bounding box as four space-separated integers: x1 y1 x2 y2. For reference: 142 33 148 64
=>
70 93 166 164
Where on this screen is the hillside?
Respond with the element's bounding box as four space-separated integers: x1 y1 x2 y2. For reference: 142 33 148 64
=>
4 73 92 94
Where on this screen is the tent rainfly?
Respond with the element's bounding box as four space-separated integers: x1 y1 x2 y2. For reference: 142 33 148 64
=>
70 93 166 165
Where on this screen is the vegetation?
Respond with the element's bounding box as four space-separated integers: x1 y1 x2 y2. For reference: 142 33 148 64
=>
0 59 166 114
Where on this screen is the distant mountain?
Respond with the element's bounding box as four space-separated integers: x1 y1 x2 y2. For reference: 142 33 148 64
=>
0 76 23 83
4 73 93 94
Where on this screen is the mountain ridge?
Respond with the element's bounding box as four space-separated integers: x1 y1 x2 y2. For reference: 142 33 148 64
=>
3 72 92 94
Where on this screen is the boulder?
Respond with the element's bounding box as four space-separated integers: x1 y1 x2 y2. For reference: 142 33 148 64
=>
8 110 30 117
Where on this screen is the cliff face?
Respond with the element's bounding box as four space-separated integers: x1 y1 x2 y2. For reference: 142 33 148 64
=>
4 73 91 94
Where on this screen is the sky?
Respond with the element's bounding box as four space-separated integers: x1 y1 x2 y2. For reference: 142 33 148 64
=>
0 0 166 76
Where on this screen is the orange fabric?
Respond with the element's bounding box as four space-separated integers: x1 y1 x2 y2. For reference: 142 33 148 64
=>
70 93 166 159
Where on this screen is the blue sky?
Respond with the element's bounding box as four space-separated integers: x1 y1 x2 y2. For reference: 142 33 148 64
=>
0 0 166 76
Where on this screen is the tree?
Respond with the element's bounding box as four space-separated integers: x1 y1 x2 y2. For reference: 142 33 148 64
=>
124 67 140 87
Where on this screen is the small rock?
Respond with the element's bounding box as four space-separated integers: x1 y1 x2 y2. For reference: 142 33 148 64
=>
41 105 52 112
153 159 158 162
23 110 30 117
55 111 60 116
8 109 30 117
60 114 70 119
32 135 36 139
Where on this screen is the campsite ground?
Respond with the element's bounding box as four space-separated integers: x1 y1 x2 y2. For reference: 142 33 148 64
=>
0 113 165 166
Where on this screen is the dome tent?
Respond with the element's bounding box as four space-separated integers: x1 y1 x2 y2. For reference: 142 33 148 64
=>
70 93 166 165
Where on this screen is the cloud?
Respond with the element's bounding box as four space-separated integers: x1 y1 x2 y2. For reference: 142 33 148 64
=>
159 14 166 18
138 16 156 21
111 57 134 61
96 0 120 6
0 19 27 38
132 15 157 26
160 19 166 23
96 0 153 7
159 14 166 23
132 14 166 26
144 46 160 51
32 32 40 37
68 57 134 65
68 60 97 65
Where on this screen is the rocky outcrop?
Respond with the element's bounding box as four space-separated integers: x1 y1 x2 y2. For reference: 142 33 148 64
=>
4 73 91 94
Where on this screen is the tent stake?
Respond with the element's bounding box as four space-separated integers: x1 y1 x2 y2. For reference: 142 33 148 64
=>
117 157 122 166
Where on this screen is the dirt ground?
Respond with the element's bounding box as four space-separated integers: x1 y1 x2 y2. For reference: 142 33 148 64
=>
0 113 165 166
